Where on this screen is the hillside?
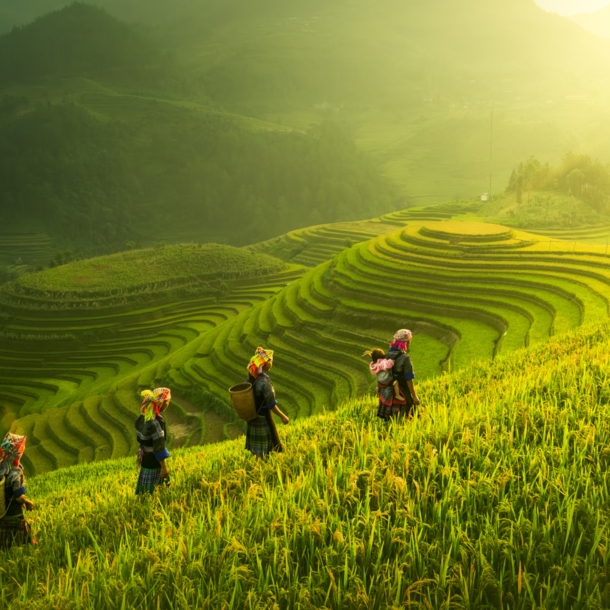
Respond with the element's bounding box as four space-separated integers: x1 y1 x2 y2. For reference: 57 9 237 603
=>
0 205 476 476
250 200 481 267
161 0 610 202
0 244 304 474
8 243 287 302
0 95 402 251
571 6 610 39
0 206 458 476
2 321 609 608
4 1 610 206
6 211 610 476
470 154 610 230
0 4 159 85
6 0 607 103
170 219 610 421
0 5 405 252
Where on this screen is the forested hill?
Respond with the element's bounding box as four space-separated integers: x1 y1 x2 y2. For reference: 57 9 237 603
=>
0 102 401 250
0 5 403 255
185 0 610 110
4 0 610 108
0 4 159 84
4 0 610 209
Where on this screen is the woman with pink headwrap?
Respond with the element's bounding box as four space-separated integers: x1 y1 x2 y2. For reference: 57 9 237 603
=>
379 329 420 420
134 387 172 494
0 433 35 548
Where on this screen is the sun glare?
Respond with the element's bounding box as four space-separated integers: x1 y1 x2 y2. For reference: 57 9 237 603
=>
535 0 610 15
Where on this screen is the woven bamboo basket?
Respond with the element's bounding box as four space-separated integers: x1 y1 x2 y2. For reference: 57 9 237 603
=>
229 383 257 422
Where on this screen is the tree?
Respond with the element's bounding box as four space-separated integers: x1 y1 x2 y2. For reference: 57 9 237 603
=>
567 169 585 198
516 175 524 204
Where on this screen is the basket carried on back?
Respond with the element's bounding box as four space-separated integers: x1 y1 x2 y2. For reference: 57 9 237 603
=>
229 383 257 422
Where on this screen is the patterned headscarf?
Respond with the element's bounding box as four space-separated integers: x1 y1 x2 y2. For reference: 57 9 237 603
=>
248 347 274 379
0 433 26 477
390 329 413 352
140 387 171 421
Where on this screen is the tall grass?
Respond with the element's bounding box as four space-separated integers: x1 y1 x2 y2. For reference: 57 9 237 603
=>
1 322 609 608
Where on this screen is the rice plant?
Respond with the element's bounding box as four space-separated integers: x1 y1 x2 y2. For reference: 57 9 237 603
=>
1 321 609 608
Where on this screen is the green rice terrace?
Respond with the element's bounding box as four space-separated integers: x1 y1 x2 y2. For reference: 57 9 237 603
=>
5 321 610 608
0 243 301 475
0 205 452 476
10 243 288 302
526 224 610 245
3 211 610 478
252 201 481 267
171 219 610 430
0 232 52 276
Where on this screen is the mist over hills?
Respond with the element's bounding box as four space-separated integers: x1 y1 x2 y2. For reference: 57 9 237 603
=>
3 0 610 255
4 0 609 105
0 100 400 250
571 5 610 39
0 4 403 255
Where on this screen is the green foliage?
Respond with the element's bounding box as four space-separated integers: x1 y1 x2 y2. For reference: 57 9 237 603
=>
3 321 610 608
506 154 610 214
0 102 138 245
0 264 16 286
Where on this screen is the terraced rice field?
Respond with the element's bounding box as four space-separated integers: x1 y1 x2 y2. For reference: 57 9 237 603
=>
252 201 481 267
173 220 610 421
527 223 610 245
8 321 610 608
0 233 53 275
5 211 610 477
0 245 303 476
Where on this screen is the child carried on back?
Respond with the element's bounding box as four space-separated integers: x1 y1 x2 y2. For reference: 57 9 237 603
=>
365 348 405 402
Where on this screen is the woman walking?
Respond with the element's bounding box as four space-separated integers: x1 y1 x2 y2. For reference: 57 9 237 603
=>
135 387 172 495
381 329 420 421
246 347 290 457
365 348 406 420
0 433 34 549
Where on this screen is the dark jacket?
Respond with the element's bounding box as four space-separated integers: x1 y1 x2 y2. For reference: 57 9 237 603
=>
135 414 170 469
249 373 277 415
3 466 26 518
386 348 415 409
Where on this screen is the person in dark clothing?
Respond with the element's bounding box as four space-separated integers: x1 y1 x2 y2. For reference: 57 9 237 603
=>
245 347 289 457
135 387 172 494
0 433 34 549
379 329 420 421
365 348 406 419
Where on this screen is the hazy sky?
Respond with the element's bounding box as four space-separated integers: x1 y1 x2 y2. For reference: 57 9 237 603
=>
535 0 610 15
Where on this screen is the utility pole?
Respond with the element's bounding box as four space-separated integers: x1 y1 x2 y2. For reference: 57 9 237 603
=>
489 104 494 201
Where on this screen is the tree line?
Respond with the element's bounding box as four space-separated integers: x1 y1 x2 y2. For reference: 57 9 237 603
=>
506 154 610 213
0 101 403 252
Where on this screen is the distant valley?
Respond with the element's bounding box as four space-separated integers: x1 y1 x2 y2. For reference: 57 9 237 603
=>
2 1 610 260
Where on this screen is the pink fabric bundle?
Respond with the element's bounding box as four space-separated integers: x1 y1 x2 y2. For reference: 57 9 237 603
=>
370 359 395 375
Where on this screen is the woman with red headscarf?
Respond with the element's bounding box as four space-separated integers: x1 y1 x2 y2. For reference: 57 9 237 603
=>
0 433 35 549
134 387 172 495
